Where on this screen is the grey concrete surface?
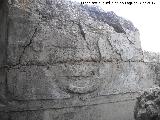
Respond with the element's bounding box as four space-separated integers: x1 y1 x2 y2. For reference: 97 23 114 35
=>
0 0 160 120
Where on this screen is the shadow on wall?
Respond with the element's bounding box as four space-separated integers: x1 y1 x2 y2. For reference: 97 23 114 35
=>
0 0 9 102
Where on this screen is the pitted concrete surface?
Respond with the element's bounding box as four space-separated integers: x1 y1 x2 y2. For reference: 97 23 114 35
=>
0 0 160 120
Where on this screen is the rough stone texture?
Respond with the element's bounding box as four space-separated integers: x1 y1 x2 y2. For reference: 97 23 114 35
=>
143 51 160 86
143 51 160 63
0 0 160 120
7 0 143 66
134 86 160 120
6 62 156 100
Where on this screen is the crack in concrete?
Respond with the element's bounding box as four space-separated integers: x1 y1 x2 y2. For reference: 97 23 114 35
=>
70 20 90 50
0 92 138 112
106 35 123 61
0 59 147 70
77 22 86 41
1 27 39 69
96 39 102 62
1 99 136 113
126 35 134 45
18 27 38 65
76 22 91 51
76 21 98 62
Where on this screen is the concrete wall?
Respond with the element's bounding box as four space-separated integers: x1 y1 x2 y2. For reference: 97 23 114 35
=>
0 0 8 106
0 0 159 120
0 0 9 119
